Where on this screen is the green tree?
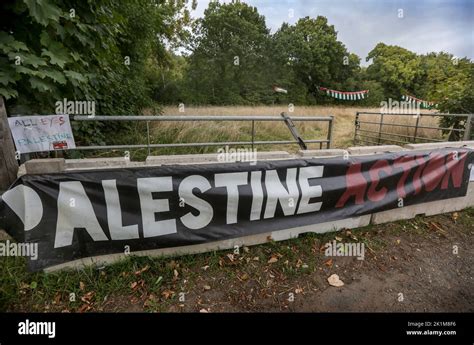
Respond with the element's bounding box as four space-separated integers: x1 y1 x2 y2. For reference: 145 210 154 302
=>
366 43 421 99
185 1 273 105
415 53 474 139
272 16 360 104
414 53 473 113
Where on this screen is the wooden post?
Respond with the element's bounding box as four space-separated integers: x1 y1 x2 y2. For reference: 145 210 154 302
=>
0 97 18 192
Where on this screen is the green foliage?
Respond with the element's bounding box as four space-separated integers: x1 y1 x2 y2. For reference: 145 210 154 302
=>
182 1 273 105
366 43 422 98
365 44 473 130
1 0 191 146
273 17 360 104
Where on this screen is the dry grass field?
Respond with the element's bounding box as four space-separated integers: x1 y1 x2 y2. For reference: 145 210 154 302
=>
150 105 441 153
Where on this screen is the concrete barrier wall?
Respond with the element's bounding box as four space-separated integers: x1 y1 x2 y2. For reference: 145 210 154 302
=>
16 143 474 272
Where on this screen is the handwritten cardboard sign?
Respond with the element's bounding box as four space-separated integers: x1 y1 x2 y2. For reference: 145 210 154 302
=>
8 115 76 154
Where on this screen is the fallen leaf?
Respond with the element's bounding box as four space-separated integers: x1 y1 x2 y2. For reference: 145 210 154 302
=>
295 288 303 294
452 212 459 222
144 294 156 308
131 281 138 290
78 303 91 313
134 265 150 276
81 291 95 304
201 265 210 271
79 281 85 291
226 254 235 262
335 236 342 241
396 239 401 245
327 274 344 287
53 293 61 305
240 273 249 281
430 222 447 234
203 285 211 291
296 259 303 268
324 259 333 267
199 308 209 313
161 290 174 299
267 256 278 264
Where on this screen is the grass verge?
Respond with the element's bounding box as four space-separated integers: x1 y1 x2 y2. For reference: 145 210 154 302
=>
1 208 472 312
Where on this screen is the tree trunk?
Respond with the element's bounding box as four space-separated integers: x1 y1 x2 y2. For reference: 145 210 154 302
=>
0 97 18 192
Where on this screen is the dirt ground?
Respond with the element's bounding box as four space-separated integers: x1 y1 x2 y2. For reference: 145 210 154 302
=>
103 211 474 313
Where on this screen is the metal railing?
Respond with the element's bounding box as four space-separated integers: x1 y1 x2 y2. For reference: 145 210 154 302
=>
70 113 334 155
354 112 473 146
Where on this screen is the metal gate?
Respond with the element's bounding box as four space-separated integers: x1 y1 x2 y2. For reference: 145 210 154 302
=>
354 112 472 146
70 112 334 155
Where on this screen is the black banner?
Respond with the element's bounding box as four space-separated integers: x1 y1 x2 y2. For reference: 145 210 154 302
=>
1 148 473 271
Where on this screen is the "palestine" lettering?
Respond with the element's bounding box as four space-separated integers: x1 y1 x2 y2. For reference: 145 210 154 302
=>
54 166 324 248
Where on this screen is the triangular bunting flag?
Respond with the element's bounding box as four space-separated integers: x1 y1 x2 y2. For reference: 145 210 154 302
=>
318 86 370 101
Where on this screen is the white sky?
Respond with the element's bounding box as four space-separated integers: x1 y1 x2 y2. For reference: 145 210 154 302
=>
190 0 474 66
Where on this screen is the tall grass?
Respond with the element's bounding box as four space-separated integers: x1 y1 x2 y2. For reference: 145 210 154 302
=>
152 105 379 155
91 105 449 160
357 112 443 145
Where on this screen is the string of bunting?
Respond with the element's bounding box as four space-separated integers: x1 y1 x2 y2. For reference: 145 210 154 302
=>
318 86 369 100
402 95 438 109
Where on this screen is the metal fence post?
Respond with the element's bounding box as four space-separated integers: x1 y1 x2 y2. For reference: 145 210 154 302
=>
327 116 334 149
377 113 384 144
251 120 255 151
463 114 472 140
353 112 359 145
413 114 421 143
146 121 151 157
